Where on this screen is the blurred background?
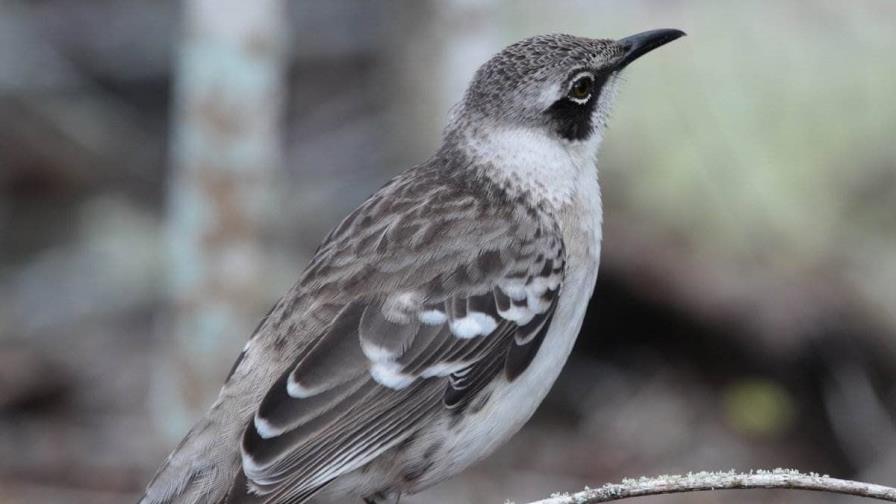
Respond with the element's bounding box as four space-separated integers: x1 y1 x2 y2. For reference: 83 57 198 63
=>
1 1 895 503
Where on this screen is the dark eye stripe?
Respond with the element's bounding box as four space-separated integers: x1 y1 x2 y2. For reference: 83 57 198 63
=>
547 70 612 141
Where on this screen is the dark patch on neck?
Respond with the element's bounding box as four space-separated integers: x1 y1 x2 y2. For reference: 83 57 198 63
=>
545 70 610 141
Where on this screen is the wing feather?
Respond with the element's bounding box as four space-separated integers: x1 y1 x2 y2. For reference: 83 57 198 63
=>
229 170 568 503
286 303 368 398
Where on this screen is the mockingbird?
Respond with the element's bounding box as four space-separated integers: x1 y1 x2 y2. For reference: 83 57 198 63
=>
142 29 685 504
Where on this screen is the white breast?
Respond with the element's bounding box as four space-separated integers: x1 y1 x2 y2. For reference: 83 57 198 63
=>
407 135 604 490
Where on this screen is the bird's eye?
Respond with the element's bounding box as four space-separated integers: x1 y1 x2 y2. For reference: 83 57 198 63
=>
568 75 594 102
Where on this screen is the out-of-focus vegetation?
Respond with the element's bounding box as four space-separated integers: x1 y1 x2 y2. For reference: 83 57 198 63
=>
0 1 894 503
605 0 896 346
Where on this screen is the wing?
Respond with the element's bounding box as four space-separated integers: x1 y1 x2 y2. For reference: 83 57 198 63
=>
231 168 566 503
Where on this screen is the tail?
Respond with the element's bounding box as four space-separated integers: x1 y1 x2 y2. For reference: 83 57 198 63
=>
141 418 330 504
140 417 242 504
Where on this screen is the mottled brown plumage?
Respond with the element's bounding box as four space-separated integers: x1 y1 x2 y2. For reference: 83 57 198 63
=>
142 30 684 504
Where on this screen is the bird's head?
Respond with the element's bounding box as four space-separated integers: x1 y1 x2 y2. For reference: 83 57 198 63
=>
448 30 685 149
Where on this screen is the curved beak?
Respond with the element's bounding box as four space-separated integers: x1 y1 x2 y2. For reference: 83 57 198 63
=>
616 28 686 68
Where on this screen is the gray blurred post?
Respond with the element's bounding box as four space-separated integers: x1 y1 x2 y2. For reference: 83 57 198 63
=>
156 0 287 439
384 0 502 166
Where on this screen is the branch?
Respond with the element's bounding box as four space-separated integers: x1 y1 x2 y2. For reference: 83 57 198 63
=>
523 469 896 503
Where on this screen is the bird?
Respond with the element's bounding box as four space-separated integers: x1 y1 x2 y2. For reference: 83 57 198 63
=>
141 29 685 504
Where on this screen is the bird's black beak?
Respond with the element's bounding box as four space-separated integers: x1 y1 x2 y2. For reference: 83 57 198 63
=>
615 29 686 69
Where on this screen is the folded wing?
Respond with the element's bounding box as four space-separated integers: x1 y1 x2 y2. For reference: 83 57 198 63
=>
231 172 566 503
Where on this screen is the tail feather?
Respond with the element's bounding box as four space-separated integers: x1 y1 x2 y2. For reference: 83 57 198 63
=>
140 418 242 504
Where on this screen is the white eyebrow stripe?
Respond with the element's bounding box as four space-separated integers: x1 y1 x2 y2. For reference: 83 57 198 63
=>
568 70 595 86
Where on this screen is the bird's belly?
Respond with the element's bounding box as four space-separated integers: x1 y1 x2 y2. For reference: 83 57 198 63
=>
408 257 600 492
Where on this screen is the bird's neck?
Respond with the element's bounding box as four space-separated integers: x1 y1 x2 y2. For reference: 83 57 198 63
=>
449 125 603 211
